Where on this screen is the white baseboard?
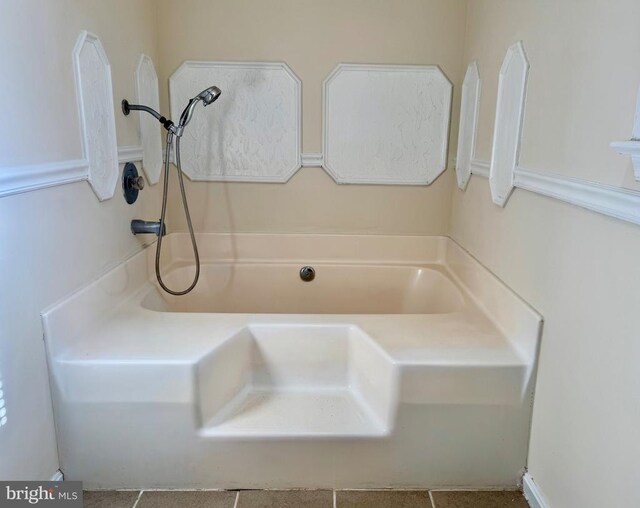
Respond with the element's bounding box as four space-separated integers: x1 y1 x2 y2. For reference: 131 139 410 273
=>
522 472 549 508
50 470 64 482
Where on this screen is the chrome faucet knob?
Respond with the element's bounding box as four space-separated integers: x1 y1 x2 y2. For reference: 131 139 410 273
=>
130 175 145 191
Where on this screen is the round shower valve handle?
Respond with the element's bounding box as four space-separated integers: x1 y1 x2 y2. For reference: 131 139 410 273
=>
122 162 144 204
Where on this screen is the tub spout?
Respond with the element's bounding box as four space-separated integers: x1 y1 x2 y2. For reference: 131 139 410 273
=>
131 219 166 236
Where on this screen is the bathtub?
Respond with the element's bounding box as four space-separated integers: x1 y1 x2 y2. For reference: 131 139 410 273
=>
143 263 464 314
43 234 541 489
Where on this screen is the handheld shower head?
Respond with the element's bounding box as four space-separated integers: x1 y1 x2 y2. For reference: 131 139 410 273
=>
122 85 221 138
179 86 222 130
199 86 222 106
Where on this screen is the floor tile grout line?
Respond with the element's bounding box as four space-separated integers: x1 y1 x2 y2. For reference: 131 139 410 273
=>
87 488 527 508
131 490 144 508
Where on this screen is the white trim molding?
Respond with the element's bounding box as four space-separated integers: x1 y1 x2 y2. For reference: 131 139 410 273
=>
456 62 481 190
323 63 453 185
463 43 640 227
522 472 549 508
135 54 163 185
0 145 142 198
611 88 640 181
50 470 64 482
72 31 119 201
610 140 640 180
471 159 490 178
490 42 530 206
117 145 144 164
301 153 324 167
515 167 640 225
611 85 640 181
0 159 88 198
0 31 143 199
169 61 302 182
467 158 640 226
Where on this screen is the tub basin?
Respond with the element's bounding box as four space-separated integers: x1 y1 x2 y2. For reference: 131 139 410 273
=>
142 263 464 314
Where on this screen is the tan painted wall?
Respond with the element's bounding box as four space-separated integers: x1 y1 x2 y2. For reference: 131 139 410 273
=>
6 2 640 499
450 1 640 506
155 0 468 235
465 0 640 189
0 0 160 479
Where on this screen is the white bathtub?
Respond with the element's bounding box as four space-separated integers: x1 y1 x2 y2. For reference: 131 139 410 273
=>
43 234 541 489
143 263 464 314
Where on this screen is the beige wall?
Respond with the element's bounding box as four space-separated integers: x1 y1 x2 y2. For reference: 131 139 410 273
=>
156 0 467 235
6 2 640 500
0 0 160 479
451 1 640 507
465 0 640 189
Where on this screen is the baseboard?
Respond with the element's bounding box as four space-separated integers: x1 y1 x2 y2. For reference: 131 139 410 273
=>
522 472 548 508
50 470 64 482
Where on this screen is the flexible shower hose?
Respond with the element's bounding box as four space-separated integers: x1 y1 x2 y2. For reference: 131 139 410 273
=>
154 132 200 295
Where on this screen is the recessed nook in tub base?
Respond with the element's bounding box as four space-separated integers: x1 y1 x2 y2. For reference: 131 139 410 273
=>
197 325 397 438
42 234 541 489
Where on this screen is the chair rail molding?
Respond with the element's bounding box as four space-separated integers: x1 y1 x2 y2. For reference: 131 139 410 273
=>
461 41 640 227
0 31 144 199
0 146 144 199
0 159 88 198
135 54 163 185
456 62 481 190
465 158 640 226
169 61 302 183
489 41 529 206
301 153 324 167
117 145 144 164
72 31 119 201
514 167 640 225
323 63 452 185
470 159 490 178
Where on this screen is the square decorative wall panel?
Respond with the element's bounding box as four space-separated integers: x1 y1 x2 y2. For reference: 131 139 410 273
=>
490 42 530 206
135 55 163 185
72 31 119 201
169 61 301 182
456 62 481 190
322 64 452 185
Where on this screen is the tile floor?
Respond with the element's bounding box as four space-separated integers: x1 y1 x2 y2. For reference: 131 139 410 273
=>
84 489 530 508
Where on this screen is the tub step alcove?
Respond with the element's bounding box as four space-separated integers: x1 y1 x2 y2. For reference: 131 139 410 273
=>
42 234 541 489
197 325 397 438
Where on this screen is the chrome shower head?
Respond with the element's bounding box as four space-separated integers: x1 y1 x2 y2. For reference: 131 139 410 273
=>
179 85 222 130
198 86 222 106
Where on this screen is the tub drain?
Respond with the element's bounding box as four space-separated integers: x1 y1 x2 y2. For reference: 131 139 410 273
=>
299 266 315 282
